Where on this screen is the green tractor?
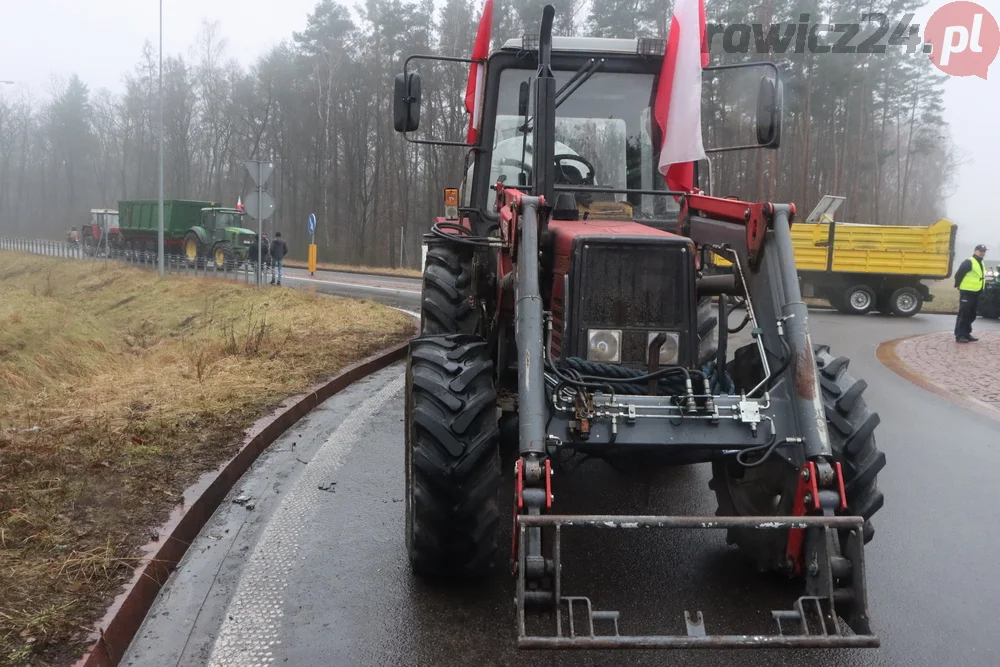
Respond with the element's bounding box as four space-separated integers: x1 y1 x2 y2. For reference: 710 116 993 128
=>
117 200 258 268
183 207 257 268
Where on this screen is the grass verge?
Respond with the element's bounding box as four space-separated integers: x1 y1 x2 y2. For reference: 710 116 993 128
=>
0 253 415 666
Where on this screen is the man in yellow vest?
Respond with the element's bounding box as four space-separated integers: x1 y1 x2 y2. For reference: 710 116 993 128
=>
954 244 988 343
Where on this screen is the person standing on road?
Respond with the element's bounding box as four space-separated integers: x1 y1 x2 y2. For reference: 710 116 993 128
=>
269 232 288 286
954 244 988 343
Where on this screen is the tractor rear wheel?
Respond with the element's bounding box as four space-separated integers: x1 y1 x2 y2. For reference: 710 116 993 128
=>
184 233 201 267
405 334 500 579
711 344 886 572
420 241 479 335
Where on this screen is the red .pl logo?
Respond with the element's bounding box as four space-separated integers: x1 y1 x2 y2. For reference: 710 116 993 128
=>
925 1 1000 78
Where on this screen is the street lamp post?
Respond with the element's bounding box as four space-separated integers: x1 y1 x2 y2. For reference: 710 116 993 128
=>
157 0 165 278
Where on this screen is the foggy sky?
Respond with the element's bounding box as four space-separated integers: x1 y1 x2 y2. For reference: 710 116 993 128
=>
1 0 996 253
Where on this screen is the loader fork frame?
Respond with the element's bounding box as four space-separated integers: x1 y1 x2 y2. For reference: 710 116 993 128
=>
515 515 877 649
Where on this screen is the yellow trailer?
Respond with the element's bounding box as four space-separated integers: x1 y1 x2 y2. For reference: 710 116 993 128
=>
709 195 957 316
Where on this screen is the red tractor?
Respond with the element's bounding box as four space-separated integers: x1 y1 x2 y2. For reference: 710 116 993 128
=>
395 6 885 650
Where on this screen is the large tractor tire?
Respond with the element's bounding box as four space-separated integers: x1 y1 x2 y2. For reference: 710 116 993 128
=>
710 343 886 572
420 241 479 335
405 334 501 579
980 286 1000 319
213 242 236 271
184 233 202 267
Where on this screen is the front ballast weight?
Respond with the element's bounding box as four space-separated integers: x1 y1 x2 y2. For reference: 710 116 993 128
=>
515 514 877 650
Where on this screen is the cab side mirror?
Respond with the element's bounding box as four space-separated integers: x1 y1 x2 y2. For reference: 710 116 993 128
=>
756 76 782 148
393 72 421 133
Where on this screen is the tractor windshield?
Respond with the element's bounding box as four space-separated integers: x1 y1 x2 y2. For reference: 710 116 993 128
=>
215 212 245 229
477 67 679 221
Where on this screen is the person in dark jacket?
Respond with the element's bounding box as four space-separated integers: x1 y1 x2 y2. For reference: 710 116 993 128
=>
269 232 288 285
953 244 988 343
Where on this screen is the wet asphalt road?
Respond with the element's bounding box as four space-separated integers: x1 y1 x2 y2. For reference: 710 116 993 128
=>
122 307 1000 667
279 266 421 311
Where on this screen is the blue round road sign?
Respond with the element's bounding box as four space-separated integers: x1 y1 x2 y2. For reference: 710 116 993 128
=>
307 213 316 235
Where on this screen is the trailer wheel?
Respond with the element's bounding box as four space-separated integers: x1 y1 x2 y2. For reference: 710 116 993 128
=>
842 284 876 315
889 286 922 317
711 344 886 572
405 334 500 579
420 242 479 335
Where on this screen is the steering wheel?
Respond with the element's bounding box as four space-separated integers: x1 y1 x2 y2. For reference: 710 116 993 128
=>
554 154 596 186
495 153 597 186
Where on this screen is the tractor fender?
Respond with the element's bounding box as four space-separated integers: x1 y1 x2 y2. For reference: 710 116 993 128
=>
186 227 209 246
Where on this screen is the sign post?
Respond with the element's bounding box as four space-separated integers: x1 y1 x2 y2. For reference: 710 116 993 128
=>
307 213 317 275
244 159 275 285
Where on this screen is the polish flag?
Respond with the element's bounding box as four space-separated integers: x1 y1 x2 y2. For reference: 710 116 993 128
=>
465 0 494 144
236 196 244 212
654 0 709 192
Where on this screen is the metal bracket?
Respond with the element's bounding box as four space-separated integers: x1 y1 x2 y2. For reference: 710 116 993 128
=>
738 399 761 424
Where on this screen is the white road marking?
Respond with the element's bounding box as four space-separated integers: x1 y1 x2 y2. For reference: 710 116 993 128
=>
282 273 419 296
206 372 404 666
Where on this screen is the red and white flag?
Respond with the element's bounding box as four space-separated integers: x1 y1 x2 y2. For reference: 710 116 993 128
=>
465 0 494 144
654 0 709 192
236 196 244 212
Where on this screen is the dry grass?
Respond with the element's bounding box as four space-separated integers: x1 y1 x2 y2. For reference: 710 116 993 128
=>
925 280 959 313
0 253 414 666
283 259 422 279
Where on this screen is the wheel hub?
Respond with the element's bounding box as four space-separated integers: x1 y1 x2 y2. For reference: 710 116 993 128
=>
850 291 871 310
896 294 916 312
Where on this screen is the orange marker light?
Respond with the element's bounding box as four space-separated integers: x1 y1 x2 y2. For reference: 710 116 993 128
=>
443 188 459 220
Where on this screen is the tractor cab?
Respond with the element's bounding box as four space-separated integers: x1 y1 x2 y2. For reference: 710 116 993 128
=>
197 207 257 255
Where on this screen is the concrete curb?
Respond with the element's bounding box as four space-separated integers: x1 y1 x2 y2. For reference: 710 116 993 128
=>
72 339 411 667
876 334 1000 423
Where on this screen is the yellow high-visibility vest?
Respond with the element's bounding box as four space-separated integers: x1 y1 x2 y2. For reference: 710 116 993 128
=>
959 257 985 292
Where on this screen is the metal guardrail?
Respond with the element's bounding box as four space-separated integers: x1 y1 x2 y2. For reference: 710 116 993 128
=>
0 236 275 285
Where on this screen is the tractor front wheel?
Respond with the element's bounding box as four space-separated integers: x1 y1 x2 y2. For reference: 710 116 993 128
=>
711 344 886 572
405 334 500 579
214 242 236 271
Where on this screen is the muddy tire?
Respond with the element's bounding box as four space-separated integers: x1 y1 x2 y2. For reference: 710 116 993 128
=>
711 343 886 572
405 334 500 579
420 242 479 335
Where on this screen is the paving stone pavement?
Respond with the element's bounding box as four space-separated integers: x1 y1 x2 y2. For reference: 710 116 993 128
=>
893 330 1000 412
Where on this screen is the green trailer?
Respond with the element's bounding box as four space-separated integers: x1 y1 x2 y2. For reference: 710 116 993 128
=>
115 199 258 266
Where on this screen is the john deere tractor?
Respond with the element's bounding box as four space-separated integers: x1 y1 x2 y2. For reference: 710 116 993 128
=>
394 6 885 651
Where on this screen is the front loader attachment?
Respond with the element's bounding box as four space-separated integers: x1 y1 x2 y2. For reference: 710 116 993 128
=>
515 514 878 650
